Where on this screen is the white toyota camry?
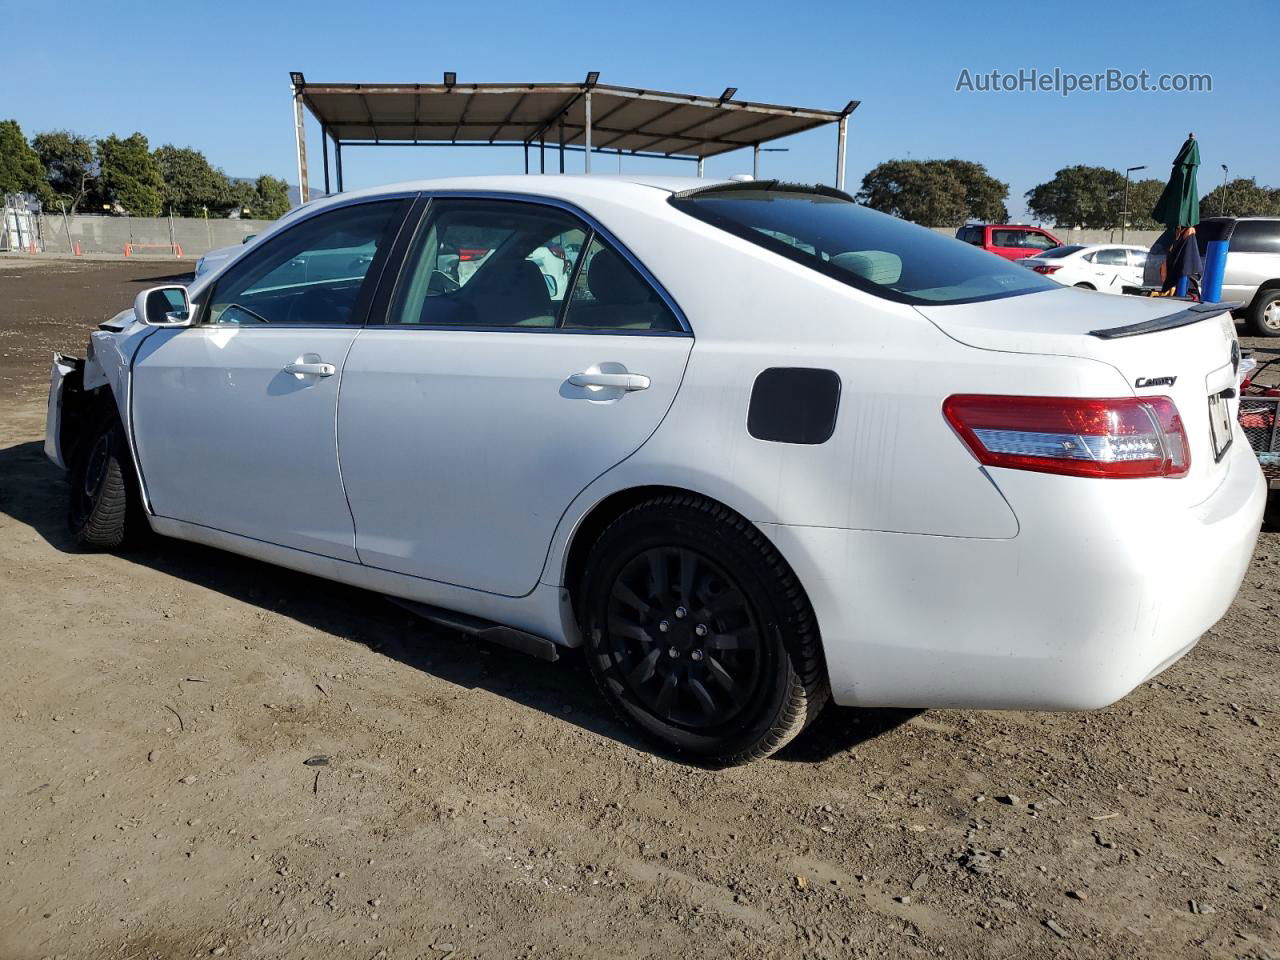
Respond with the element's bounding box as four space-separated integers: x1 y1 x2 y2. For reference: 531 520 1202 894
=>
45 176 1266 764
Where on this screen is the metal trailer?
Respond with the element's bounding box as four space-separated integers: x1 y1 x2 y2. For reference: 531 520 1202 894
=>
1240 355 1280 489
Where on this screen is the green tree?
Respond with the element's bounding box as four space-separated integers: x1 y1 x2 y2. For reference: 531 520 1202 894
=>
98 132 163 216
939 159 1009 223
226 179 258 217
154 145 233 216
251 175 291 219
33 130 98 214
1201 177 1280 218
1025 165 1128 230
1121 178 1165 231
857 159 998 227
0 119 50 201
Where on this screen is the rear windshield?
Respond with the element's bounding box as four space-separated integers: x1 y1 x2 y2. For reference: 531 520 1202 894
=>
670 186 1057 306
1035 244 1086 259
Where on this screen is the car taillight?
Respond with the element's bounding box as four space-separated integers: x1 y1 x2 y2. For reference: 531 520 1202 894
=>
458 247 489 262
943 395 1190 479
1032 264 1062 274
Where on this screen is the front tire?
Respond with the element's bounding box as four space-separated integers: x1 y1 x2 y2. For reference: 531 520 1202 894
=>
1250 289 1280 338
67 407 141 549
579 494 829 765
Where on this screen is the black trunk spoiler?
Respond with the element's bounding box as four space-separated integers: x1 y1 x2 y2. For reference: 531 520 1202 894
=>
1089 301 1241 339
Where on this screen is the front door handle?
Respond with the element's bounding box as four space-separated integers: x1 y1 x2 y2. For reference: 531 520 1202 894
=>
568 371 650 392
284 360 336 378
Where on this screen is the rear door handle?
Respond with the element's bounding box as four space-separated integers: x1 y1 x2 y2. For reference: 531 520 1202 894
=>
284 361 336 377
568 371 650 392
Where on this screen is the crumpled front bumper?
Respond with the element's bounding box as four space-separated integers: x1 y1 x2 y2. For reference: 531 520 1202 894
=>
45 352 82 470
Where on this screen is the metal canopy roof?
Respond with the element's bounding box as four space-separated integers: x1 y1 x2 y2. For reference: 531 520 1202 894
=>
289 72 858 202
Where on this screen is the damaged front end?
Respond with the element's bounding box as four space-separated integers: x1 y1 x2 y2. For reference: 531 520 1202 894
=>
45 352 89 470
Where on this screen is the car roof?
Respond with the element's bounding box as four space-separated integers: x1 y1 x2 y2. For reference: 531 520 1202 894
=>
294 174 733 220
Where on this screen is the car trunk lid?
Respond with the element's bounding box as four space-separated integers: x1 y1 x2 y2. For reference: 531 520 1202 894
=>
917 286 1242 502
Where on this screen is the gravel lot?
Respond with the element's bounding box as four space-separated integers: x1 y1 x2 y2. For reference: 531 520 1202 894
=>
1 258 1277 960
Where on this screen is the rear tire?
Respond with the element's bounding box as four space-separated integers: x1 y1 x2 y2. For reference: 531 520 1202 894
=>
1249 289 1280 338
579 494 829 765
67 406 142 549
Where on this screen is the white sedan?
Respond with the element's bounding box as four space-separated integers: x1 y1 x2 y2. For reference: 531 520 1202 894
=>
1020 243 1149 293
44 176 1265 764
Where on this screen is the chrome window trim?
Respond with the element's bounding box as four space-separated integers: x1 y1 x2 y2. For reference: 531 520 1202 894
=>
382 190 693 337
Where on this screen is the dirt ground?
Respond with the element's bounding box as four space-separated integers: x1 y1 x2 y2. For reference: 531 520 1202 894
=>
1 257 1277 960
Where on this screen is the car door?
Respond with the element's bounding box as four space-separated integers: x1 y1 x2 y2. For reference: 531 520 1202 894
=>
337 196 693 597
987 228 1026 260
1089 247 1130 291
131 197 411 561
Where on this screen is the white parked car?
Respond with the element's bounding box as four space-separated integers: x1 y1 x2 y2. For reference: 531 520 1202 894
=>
44 176 1265 763
1020 243 1149 293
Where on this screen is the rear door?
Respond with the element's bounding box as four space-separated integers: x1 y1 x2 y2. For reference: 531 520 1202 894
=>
987 227 1028 260
1089 247 1132 292
337 196 693 596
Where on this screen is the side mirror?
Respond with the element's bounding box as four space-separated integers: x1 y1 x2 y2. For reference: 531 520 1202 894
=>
134 285 193 327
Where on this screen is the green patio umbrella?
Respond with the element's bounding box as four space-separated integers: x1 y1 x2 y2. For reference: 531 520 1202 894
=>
1151 133 1200 229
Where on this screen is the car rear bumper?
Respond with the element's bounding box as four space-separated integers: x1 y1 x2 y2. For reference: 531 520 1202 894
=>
762 439 1266 711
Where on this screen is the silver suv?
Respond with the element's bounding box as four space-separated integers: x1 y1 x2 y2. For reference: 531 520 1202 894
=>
1196 217 1280 337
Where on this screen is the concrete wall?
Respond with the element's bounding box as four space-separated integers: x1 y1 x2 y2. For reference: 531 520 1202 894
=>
37 215 278 258
29 213 1166 260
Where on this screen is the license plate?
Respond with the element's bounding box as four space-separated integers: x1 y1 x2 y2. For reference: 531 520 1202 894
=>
1207 392 1233 461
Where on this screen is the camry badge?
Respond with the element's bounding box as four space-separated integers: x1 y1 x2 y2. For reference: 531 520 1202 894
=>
1135 376 1178 388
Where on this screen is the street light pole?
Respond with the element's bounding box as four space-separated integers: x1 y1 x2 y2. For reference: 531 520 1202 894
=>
1121 164 1146 242
1220 164 1230 216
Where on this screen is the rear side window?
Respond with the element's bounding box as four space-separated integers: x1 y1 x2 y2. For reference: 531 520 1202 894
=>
1093 248 1129 266
1229 220 1280 255
671 187 1057 306
561 237 681 332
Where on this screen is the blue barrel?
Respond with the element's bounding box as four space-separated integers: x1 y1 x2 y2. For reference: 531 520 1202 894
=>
1201 239 1228 302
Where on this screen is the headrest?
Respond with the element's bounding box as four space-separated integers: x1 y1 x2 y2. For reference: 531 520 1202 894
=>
587 248 649 305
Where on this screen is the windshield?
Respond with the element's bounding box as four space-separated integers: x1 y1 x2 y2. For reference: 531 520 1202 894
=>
1035 244 1085 259
670 186 1058 306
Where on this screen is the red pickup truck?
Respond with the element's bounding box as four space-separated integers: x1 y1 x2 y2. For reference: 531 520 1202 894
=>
956 223 1062 260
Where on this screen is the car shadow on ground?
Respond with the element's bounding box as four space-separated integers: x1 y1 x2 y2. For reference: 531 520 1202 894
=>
0 439 908 767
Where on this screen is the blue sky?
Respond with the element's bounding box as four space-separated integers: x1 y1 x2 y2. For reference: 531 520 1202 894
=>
8 0 1277 220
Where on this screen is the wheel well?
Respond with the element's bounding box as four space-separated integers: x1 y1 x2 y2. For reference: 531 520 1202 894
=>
563 485 731 619
1074 282 1096 290
1253 280 1280 304
59 370 116 466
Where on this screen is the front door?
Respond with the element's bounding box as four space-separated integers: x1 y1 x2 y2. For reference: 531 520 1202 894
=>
131 198 409 561
338 197 694 596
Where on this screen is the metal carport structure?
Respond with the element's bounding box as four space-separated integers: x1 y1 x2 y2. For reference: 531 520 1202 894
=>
289 71 859 203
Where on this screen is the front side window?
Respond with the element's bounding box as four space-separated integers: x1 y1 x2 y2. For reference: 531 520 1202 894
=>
390 198 681 332
671 186 1056 306
206 200 403 326
1021 231 1057 250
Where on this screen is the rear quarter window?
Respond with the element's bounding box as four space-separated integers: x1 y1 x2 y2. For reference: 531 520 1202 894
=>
670 187 1057 306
